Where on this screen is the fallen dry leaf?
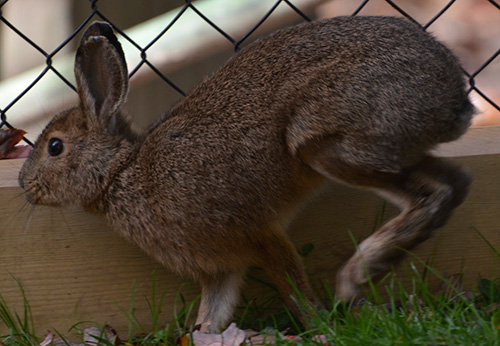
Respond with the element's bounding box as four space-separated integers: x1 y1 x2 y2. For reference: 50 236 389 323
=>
185 324 327 346
83 325 119 346
246 330 327 345
179 335 191 346
0 128 31 159
188 323 247 346
42 325 118 346
38 332 54 346
39 322 329 346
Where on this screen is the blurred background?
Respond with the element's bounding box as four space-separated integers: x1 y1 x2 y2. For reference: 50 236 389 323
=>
1 0 499 143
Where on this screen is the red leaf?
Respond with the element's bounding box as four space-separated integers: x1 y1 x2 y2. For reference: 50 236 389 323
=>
0 128 31 159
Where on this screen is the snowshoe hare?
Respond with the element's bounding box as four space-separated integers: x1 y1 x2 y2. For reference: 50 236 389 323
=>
19 16 474 332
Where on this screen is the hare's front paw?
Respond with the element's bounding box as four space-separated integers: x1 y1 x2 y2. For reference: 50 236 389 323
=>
196 321 212 333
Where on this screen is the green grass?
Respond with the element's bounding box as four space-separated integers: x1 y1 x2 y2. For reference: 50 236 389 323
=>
2 226 500 345
0 277 39 346
308 279 500 345
2 268 500 346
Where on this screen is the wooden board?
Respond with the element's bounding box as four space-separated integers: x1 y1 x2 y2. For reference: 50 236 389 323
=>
434 126 500 157
1 127 500 336
0 183 200 338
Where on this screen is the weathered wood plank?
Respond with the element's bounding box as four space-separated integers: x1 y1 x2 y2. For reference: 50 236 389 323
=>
0 184 199 337
1 127 500 335
434 126 500 157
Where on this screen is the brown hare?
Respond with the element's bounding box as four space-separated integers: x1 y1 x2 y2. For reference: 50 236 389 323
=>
19 16 474 332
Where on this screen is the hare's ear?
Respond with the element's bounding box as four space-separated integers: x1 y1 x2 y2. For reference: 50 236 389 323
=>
75 22 128 122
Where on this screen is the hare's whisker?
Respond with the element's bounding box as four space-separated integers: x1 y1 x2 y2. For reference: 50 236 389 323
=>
22 204 36 239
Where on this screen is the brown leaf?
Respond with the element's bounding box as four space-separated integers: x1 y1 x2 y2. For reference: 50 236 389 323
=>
83 325 118 346
0 128 31 159
190 323 247 346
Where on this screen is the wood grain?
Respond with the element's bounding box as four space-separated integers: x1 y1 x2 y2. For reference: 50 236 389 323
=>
1 127 499 335
434 126 500 157
0 184 200 337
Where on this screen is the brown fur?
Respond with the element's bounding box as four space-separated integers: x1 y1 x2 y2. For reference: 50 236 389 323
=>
19 17 474 332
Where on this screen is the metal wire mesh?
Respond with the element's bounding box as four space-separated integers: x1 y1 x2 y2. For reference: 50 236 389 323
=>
1 0 499 147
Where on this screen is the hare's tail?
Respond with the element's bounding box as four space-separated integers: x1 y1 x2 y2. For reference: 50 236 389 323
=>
441 97 476 144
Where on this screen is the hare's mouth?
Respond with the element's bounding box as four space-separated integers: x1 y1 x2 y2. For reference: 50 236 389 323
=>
21 182 43 205
21 181 58 206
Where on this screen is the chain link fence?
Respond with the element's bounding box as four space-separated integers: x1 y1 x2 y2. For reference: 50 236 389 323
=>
1 0 499 147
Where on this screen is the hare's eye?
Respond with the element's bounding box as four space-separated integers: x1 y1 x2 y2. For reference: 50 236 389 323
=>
47 137 65 156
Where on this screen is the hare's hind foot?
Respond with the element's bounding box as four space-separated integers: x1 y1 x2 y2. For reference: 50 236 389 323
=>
336 158 470 300
300 139 471 301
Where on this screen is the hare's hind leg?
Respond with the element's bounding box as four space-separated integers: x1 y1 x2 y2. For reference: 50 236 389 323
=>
196 270 245 333
256 233 324 319
195 232 323 332
300 142 471 301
